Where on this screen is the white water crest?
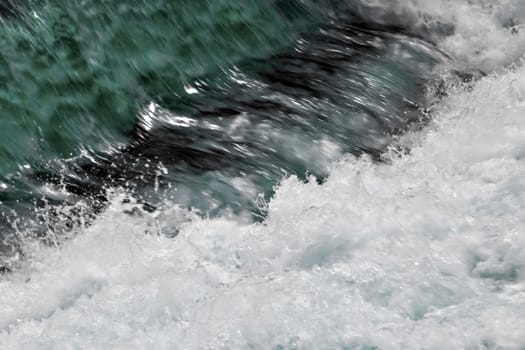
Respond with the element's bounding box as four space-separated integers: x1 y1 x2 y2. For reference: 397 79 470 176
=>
2 1 525 349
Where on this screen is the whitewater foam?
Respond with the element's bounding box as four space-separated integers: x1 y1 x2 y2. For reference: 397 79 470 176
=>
1 1 525 349
354 0 525 72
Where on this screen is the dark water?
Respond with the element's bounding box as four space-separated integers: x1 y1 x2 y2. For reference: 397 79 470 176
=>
0 0 444 268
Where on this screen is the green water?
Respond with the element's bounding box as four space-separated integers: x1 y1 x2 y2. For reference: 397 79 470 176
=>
0 0 446 265
0 0 329 176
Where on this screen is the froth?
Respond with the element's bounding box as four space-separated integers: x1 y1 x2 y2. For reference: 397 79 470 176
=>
354 0 525 71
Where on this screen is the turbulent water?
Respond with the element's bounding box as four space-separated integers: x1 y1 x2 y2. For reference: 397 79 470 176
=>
0 0 525 349
0 0 444 261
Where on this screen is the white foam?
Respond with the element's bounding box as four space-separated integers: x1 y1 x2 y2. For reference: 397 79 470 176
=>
355 0 525 72
2 1 525 348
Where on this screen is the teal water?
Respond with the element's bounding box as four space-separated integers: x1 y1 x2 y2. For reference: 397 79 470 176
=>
0 0 319 175
0 0 444 265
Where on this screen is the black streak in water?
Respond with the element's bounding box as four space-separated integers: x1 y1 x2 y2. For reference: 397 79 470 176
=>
43 23 427 204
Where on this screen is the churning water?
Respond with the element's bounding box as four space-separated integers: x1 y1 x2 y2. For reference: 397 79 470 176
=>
0 0 524 349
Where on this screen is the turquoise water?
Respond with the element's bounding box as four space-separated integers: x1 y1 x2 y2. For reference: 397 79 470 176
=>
0 1 307 174
0 0 442 263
